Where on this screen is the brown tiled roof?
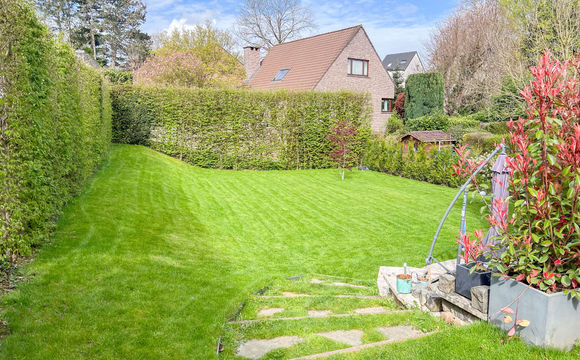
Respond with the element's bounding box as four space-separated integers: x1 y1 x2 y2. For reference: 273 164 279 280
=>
402 130 455 142
247 25 362 90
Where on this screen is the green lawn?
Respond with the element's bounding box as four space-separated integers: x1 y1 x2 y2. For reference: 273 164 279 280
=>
0 145 576 359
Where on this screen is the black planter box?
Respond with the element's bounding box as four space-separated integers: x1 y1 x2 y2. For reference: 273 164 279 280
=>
455 263 491 299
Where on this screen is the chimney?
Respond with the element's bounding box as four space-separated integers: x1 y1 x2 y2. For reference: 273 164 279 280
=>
243 46 261 80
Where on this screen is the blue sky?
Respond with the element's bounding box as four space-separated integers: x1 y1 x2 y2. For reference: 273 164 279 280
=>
142 0 460 64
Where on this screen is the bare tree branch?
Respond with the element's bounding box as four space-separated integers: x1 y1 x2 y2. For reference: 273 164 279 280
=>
235 0 315 49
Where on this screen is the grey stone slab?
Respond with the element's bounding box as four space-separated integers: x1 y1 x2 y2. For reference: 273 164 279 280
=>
470 285 490 314
316 330 364 346
237 336 305 359
307 310 332 317
282 292 310 297
330 282 368 289
375 325 423 341
353 306 388 315
438 273 455 294
257 307 284 317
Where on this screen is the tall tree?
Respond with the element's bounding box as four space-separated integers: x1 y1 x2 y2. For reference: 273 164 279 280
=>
101 0 146 68
34 0 79 39
236 0 315 49
427 0 518 115
500 0 580 69
137 22 244 88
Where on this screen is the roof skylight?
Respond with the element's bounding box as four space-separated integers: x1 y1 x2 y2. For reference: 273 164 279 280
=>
273 69 290 81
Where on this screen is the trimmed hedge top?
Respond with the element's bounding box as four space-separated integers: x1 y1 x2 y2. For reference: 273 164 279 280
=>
111 86 371 170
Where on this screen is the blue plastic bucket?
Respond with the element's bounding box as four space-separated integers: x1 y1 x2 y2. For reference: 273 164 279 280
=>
396 275 412 293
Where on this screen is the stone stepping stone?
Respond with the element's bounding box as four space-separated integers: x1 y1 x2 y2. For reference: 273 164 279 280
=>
260 294 382 299
353 306 389 315
257 307 284 317
307 310 332 317
290 329 435 359
282 291 310 297
330 282 368 289
237 336 304 359
230 310 409 324
316 329 364 346
310 278 368 289
375 325 423 341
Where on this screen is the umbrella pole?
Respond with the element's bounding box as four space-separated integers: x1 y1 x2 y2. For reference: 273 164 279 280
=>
457 189 468 266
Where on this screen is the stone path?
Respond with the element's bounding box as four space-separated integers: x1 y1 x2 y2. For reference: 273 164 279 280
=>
316 330 363 346
257 308 284 317
310 278 369 289
237 336 305 359
230 275 440 359
230 310 408 324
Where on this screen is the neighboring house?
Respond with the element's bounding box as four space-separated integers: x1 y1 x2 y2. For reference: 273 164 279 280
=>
382 51 424 84
243 25 395 134
400 130 456 152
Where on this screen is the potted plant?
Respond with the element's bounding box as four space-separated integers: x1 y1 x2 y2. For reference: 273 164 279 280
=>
455 51 580 350
455 229 491 299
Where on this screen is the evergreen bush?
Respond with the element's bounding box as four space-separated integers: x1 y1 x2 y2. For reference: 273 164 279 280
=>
404 72 445 120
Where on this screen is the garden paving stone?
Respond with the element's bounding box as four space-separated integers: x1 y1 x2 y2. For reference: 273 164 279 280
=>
257 308 284 317
375 325 423 341
316 329 364 346
237 336 305 359
307 310 332 317
353 306 389 314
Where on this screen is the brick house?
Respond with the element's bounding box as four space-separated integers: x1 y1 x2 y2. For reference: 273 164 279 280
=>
243 25 395 134
400 130 456 152
382 51 424 84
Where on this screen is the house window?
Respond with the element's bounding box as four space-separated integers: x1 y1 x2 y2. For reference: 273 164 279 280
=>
272 69 289 81
347 58 368 76
381 98 393 112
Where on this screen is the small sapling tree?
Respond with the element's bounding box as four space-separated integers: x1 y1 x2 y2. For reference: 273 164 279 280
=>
327 120 358 181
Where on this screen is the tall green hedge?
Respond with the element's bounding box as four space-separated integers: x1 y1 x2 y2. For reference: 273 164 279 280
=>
111 86 371 170
404 72 445 120
0 0 112 264
363 137 461 187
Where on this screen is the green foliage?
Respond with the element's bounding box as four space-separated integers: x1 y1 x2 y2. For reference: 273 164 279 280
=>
385 113 405 135
104 69 133 84
364 136 461 187
405 111 449 131
462 132 504 153
404 72 445 120
111 85 371 170
0 0 111 265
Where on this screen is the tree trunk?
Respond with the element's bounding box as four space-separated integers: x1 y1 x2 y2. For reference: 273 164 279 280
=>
90 9 96 60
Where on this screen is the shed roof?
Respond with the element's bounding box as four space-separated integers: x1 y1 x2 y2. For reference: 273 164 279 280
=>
246 25 362 90
382 51 417 71
401 130 455 143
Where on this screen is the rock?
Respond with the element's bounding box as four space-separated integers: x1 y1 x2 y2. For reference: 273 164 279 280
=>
310 278 324 284
307 310 332 317
316 330 364 346
471 285 490 314
237 336 304 359
423 293 443 312
330 282 368 289
412 282 426 299
353 306 388 314
438 273 455 294
257 307 284 317
375 325 423 341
